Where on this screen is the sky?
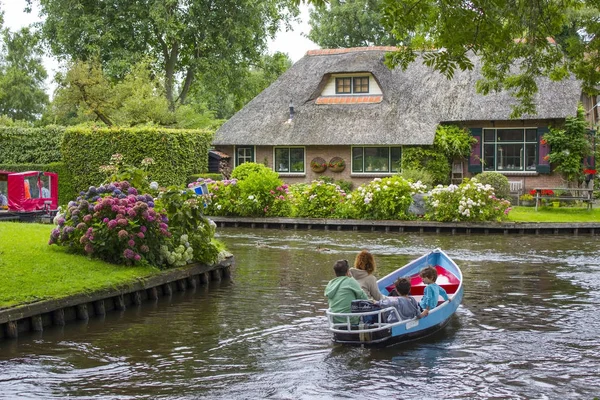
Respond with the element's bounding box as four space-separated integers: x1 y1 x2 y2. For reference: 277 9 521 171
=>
2 1 319 96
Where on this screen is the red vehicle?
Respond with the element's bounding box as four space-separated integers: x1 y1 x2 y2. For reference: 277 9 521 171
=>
0 171 58 213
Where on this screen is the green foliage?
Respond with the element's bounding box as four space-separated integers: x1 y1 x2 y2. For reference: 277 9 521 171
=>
434 125 476 159
156 187 220 266
36 0 298 110
292 180 347 218
236 171 291 217
203 179 242 217
402 147 450 185
316 175 353 193
425 178 511 222
0 125 64 164
0 27 48 121
231 162 272 181
397 167 434 189
380 0 600 117
474 171 510 199
545 104 592 185
61 126 213 195
308 0 398 48
348 176 424 220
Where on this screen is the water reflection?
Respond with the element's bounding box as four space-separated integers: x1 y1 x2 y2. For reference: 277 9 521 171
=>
0 229 599 399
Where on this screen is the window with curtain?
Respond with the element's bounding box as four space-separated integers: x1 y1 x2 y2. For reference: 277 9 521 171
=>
483 128 537 171
352 147 401 173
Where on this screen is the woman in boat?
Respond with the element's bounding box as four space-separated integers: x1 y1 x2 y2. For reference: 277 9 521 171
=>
419 266 450 318
350 250 386 301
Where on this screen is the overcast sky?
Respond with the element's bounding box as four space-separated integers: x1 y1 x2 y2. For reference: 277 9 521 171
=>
2 1 319 96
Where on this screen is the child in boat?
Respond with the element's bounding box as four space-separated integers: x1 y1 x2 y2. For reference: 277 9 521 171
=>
349 250 386 301
325 259 369 323
419 266 450 318
373 278 420 322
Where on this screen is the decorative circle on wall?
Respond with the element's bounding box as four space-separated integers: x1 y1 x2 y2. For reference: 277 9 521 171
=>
310 157 327 173
328 157 346 172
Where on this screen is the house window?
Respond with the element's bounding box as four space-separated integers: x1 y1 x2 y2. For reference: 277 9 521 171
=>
274 147 305 173
235 146 254 166
335 76 370 94
483 128 537 171
352 146 402 173
353 77 369 93
335 78 352 94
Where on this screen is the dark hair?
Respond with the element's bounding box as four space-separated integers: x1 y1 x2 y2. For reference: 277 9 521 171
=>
394 278 411 296
333 259 349 277
354 250 376 274
419 266 438 282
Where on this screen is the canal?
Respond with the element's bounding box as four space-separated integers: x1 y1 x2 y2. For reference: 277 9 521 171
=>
1 229 599 399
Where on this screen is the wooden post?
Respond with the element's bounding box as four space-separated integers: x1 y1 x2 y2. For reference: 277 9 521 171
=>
199 272 209 284
53 309 65 326
132 291 143 305
31 315 43 332
148 287 159 300
114 294 126 311
222 266 231 278
163 282 173 296
5 321 18 339
94 300 106 316
76 304 89 320
211 269 222 282
176 279 187 292
187 276 197 289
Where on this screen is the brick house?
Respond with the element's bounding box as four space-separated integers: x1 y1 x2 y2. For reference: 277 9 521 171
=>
213 47 595 192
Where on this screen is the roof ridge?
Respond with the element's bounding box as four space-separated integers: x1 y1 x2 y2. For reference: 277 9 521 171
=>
306 47 398 56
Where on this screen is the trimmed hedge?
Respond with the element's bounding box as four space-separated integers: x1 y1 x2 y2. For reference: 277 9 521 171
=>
0 162 76 205
0 126 64 164
188 173 223 183
62 127 214 194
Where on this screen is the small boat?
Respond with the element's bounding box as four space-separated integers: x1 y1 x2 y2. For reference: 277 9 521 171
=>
325 248 463 346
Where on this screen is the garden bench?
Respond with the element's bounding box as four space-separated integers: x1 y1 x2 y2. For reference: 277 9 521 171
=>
533 188 594 211
509 180 523 204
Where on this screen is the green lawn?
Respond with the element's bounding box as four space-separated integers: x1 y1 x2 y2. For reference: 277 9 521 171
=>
507 206 600 222
0 222 161 309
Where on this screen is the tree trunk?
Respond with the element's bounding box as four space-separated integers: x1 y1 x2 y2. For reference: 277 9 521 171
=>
164 43 179 111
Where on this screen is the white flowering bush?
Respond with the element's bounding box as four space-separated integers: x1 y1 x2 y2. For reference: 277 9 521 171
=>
348 176 424 220
292 180 347 218
159 234 194 266
425 178 512 222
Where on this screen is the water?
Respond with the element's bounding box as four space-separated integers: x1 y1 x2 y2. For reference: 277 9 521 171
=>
0 229 599 399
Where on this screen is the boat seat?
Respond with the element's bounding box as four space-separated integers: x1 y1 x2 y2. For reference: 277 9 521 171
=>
385 265 459 296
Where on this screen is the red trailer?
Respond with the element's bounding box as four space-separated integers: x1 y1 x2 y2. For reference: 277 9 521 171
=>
1 171 58 213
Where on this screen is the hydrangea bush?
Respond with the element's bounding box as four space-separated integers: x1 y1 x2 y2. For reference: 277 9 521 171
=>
292 180 347 218
424 178 511 222
347 176 426 220
49 181 170 265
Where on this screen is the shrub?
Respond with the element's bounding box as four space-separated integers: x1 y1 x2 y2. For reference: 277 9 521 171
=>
49 181 171 266
188 173 222 183
0 125 64 164
203 178 241 216
236 170 291 217
317 175 353 193
397 167 434 189
424 178 511 222
519 193 534 201
401 147 451 185
230 162 270 181
474 171 510 199
292 180 347 218
348 176 426 220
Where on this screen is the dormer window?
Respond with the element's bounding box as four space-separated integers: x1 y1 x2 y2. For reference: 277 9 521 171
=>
335 77 369 94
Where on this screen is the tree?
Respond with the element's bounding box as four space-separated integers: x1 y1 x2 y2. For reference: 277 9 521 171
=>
0 27 48 121
308 0 399 48
378 0 600 117
544 104 593 186
32 0 299 110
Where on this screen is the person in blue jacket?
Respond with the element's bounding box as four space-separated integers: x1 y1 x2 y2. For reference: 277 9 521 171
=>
419 266 450 318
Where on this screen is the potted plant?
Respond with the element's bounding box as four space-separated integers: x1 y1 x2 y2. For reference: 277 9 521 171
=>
519 193 534 206
310 157 327 173
328 157 346 172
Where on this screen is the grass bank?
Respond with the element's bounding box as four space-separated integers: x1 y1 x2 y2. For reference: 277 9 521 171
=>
0 222 161 309
507 206 600 222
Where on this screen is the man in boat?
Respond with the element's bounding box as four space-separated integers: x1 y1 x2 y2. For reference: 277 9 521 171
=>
325 259 368 323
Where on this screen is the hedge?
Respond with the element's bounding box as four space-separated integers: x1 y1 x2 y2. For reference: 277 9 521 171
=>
188 173 223 183
0 126 64 164
61 127 214 195
0 162 76 205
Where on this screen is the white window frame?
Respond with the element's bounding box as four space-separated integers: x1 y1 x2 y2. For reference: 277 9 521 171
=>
234 145 255 167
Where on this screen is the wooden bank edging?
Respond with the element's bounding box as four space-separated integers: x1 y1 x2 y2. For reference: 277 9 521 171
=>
0 256 233 341
209 216 600 236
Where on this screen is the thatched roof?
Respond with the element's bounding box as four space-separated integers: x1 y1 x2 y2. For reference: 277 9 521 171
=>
213 47 581 146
